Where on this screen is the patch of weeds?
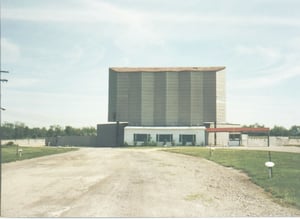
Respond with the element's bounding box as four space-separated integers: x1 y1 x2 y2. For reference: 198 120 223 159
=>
184 193 213 202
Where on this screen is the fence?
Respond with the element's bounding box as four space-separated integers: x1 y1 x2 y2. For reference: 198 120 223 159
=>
46 136 97 147
2 139 45 147
245 136 300 147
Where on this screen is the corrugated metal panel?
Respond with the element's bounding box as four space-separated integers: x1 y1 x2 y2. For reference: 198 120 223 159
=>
153 73 166 125
108 68 226 126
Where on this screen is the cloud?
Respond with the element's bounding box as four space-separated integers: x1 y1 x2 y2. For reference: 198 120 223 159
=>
3 1 300 28
232 65 300 89
287 37 300 51
1 38 21 63
4 89 107 127
2 1 141 25
3 1 165 55
227 93 300 128
235 45 281 61
3 1 300 53
231 43 300 89
113 23 165 53
8 77 40 88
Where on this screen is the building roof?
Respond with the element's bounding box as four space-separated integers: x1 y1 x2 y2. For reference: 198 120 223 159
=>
206 127 270 133
110 66 225 73
125 126 206 130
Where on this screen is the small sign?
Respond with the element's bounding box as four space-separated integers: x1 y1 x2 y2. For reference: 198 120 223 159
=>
265 161 275 168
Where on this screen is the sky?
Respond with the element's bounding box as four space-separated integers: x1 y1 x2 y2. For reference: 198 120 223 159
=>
1 0 300 128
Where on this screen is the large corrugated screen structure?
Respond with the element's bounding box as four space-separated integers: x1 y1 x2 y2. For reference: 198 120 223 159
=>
108 67 226 126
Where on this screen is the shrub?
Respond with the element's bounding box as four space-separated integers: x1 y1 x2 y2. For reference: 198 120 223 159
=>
4 141 16 146
148 141 157 146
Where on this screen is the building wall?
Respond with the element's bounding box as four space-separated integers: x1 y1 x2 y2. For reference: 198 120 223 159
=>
97 122 128 146
209 135 300 147
216 69 226 122
128 73 142 125
244 136 293 147
178 72 191 125
108 68 226 126
108 70 117 121
166 72 179 125
154 73 166 125
243 136 268 147
207 132 230 146
190 72 203 125
124 126 206 146
142 73 154 125
206 123 241 146
288 138 300 146
202 72 216 124
46 136 97 147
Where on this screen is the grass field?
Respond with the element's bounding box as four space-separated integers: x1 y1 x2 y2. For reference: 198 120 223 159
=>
1 145 79 163
164 147 300 209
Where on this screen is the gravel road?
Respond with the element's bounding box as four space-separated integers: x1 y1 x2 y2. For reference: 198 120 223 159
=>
3 147 300 217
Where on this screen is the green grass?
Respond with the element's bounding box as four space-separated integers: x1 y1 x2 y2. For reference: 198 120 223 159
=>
1 145 79 163
164 147 300 209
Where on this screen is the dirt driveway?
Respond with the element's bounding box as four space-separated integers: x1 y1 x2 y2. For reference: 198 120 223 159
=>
3 148 300 217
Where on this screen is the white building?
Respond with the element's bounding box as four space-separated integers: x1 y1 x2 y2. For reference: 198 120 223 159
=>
124 126 206 146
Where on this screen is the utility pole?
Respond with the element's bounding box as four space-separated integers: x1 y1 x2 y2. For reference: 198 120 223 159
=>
0 70 8 216
116 120 119 146
214 121 217 146
0 70 9 216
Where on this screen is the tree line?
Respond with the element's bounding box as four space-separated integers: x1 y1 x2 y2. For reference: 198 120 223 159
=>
0 122 299 140
0 122 97 139
243 123 300 137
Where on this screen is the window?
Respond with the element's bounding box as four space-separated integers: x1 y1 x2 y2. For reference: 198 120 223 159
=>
179 134 196 143
229 134 240 141
134 134 150 142
156 134 173 142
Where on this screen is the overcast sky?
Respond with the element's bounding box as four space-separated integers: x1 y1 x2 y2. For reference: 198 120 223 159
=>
1 0 300 128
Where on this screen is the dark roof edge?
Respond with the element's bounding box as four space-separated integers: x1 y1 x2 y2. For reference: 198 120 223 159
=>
109 66 226 72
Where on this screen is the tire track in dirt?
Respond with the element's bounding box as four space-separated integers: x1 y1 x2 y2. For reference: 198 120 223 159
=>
3 148 300 217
